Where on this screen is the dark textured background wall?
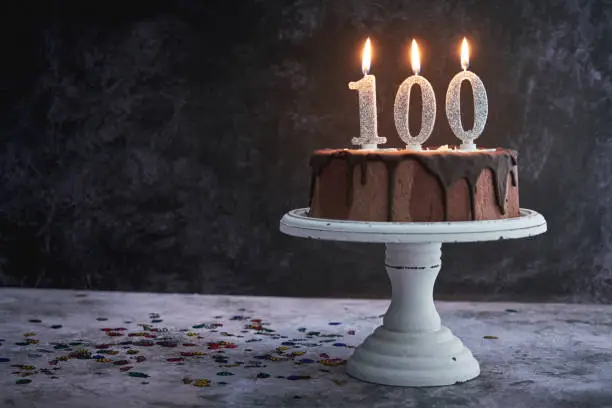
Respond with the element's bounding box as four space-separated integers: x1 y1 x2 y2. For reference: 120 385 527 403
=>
1 1 611 302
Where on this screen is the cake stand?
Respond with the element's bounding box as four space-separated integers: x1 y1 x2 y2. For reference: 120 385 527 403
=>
279 208 546 387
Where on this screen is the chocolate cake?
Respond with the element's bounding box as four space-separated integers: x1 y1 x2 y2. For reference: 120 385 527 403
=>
308 148 519 222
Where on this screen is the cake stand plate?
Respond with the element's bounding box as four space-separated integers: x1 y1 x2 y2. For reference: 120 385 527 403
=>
279 208 546 387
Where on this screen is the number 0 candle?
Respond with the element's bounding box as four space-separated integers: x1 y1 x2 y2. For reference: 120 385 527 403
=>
394 39 437 150
349 38 386 149
445 38 488 150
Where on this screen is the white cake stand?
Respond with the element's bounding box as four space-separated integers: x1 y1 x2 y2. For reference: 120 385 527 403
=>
279 208 546 387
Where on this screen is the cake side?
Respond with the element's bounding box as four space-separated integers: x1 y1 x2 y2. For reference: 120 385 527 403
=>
308 148 519 222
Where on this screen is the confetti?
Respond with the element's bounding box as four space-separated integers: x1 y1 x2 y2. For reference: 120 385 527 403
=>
96 350 119 356
50 325 63 329
133 341 154 347
287 375 311 380
16 379 32 385
126 350 140 355
28 319 42 323
256 372 270 378
23 332 36 337
128 372 149 378
119 366 133 372
298 358 314 364
319 358 346 367
216 371 234 376
95 358 112 363
328 322 341 326
348 330 356 335
484 335 499 340
69 349 92 359
156 341 178 348
193 379 210 387
113 360 130 366
96 317 108 321
505 309 519 313
180 351 206 357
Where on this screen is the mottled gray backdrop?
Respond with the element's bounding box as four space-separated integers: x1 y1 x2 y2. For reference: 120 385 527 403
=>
1 1 611 302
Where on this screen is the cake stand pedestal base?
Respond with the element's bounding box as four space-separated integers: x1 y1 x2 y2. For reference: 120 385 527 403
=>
346 243 479 387
280 208 546 387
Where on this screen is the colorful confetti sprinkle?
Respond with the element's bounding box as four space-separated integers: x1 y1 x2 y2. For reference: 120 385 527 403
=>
16 379 32 385
128 372 150 378
287 375 311 380
319 358 346 367
193 379 210 387
484 335 499 340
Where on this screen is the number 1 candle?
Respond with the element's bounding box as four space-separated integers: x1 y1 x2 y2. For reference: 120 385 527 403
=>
349 38 386 149
445 37 488 150
394 39 437 150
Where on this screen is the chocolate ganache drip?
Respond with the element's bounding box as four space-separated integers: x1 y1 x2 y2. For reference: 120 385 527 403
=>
309 149 517 221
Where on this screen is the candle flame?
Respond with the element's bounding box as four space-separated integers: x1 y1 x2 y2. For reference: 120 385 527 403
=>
411 39 420 75
362 38 372 75
461 37 469 71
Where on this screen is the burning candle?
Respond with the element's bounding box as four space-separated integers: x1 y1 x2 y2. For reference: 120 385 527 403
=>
445 38 488 150
349 38 386 149
393 39 437 150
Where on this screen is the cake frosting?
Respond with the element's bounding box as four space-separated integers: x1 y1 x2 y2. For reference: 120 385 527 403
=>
308 148 519 222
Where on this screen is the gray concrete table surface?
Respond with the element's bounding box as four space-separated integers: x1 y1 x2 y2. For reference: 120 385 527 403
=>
0 289 611 408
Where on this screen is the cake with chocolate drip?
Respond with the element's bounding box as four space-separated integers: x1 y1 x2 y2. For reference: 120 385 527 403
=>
308 148 519 222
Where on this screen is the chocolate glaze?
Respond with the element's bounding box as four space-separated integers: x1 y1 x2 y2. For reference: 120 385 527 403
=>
309 149 518 221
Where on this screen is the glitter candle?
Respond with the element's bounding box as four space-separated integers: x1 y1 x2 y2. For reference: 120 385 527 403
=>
445 37 488 151
394 39 437 150
349 38 386 149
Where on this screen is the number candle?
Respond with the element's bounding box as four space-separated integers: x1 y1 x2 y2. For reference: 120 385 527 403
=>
445 37 488 151
349 38 386 149
393 39 437 150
